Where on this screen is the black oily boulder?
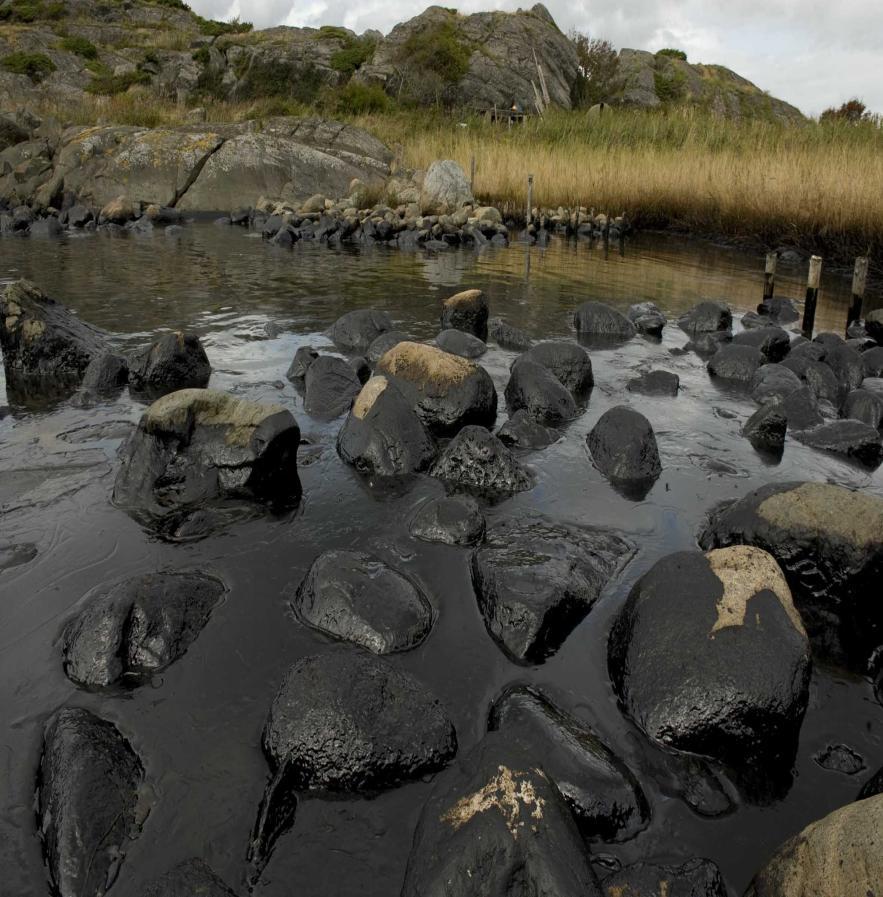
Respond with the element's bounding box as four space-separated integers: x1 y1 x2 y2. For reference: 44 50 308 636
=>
751 363 802 404
472 517 632 663
79 351 129 396
128 331 211 398
699 481 883 666
758 295 799 324
366 330 409 364
863 376 883 396
814 331 845 351
778 385 824 430
400 734 602 897
825 344 865 393
862 345 883 378
574 301 636 342
440 288 489 340
706 344 763 383
505 357 578 424
435 328 487 359
744 794 883 897
609 546 811 769
326 308 393 352
285 345 318 381
348 355 371 384
601 858 727 897
410 494 486 546
497 409 560 450
337 376 436 476
293 550 433 654
740 311 769 330
522 341 594 396
859 766 883 799
262 649 455 793
628 301 667 336
847 336 876 353
62 571 225 689
782 356 841 404
39 707 144 897
627 370 679 396
842 389 883 429
793 419 883 468
113 389 301 531
0 279 108 387
865 308 883 343
742 403 787 454
790 339 827 362
733 326 791 362
377 342 497 436
430 425 532 496
139 860 237 897
303 355 361 418
678 301 732 337
488 685 649 841
686 330 732 357
587 406 662 486
488 316 533 350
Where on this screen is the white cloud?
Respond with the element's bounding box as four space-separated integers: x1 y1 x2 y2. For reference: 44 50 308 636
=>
184 0 883 115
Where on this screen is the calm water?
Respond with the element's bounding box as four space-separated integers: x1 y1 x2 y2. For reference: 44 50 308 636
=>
1 226 881 897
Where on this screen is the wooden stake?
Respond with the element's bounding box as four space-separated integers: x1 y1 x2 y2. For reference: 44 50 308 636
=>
470 155 476 191
526 174 534 227
763 251 777 304
847 256 869 328
802 255 823 338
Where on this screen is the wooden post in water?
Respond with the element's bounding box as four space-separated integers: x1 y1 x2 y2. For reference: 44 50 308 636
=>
847 256 869 329
470 155 476 192
801 255 823 338
763 251 777 304
526 174 533 228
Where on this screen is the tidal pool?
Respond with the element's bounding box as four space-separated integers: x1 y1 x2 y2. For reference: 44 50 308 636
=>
1 225 881 896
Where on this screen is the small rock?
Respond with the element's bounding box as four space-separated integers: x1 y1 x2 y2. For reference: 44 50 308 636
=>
488 316 533 350
128 331 211 398
628 301 667 336
743 403 787 454
825 344 864 393
813 743 865 775
286 345 319 381
496 409 560 449
430 425 532 496
410 494 486 546
435 328 487 358
326 308 393 352
861 346 883 378
99 195 136 224
522 341 593 395
751 364 803 404
841 388 883 429
781 356 841 404
627 370 679 396
440 288 488 340
366 330 409 363
602 858 728 897
678 301 732 336
79 352 129 395
733 326 791 362
778 385 824 430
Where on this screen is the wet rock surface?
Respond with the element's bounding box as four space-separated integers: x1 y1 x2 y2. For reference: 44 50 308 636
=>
793 419 883 467
292 550 433 653
743 402 787 454
751 363 802 404
440 288 489 340
488 685 649 841
488 316 533 350
628 301 667 336
843 387 883 428
409 494 486 546
430 425 532 496
601 858 728 897
128 331 211 398
39 707 144 897
627 369 679 396
813 743 865 775
326 309 393 352
707 344 763 383
472 517 632 663
609 547 811 771
401 734 602 897
732 326 790 362
678 301 732 337
303 355 362 418
63 571 225 689
505 357 579 424
522 341 594 396
496 409 561 449
435 328 487 358
285 345 319 381
587 406 662 488
574 301 636 342
138 859 238 897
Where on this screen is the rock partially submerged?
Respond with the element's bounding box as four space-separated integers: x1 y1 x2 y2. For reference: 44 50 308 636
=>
587 406 662 493
505 357 578 424
627 370 679 396
303 355 362 418
497 409 561 449
488 685 649 841
522 341 594 396
114 389 301 535
326 308 393 352
440 289 488 340
488 316 533 350
436 329 487 358
128 331 211 398
793 419 883 467
700 481 883 667
742 403 787 455
678 301 732 337
602 858 728 897
574 301 636 343
62 572 225 689
706 344 762 383
286 345 319 381
410 495 486 546
39 707 144 897
472 517 632 663
378 342 497 435
292 550 433 654
138 860 237 897
400 734 601 897
430 425 532 496
609 547 811 775
628 301 667 336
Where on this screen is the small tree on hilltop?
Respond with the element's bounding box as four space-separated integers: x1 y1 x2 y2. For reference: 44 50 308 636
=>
569 30 620 108
820 98 870 123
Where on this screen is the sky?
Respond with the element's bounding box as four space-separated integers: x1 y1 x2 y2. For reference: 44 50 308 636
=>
186 0 882 116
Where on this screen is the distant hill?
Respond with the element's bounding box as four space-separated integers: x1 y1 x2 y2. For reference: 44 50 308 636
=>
0 0 803 124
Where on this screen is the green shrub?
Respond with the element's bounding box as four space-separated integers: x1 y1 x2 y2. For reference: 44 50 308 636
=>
654 68 686 103
395 20 471 85
143 50 159 66
196 15 252 37
236 58 324 103
59 35 99 59
0 0 64 22
194 64 225 100
0 51 56 81
192 46 211 66
86 69 151 95
657 48 687 62
330 81 390 114
330 37 376 76
316 25 350 41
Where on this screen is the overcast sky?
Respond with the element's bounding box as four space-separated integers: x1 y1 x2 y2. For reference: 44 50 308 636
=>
187 0 881 116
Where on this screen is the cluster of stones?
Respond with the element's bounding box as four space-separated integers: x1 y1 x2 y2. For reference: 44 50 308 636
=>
6 273 883 897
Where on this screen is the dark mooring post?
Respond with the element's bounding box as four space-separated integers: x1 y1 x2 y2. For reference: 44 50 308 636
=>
847 256 869 329
802 255 823 338
526 174 534 228
763 251 777 304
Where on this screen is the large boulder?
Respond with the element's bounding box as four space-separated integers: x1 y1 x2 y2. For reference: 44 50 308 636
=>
745 794 883 897
793 419 883 467
751 363 803 404
326 308 393 352
285 345 319 382
292 550 433 654
128 331 211 398
706 344 762 383
39 708 144 897
430 425 532 496
497 410 561 450
488 685 649 841
489 317 533 350
0 279 108 389
601 858 728 897
419 160 474 214
377 341 497 435
337 376 437 476
505 357 578 424
777 385 825 430
113 389 301 533
522 341 594 395
303 355 362 418
574 301 636 342
825 344 865 393
700 481 883 667
865 308 883 343
861 345 883 378
627 370 680 396
138 860 237 897
587 406 662 490
440 289 488 340
782 356 841 405
62 572 225 689
400 734 601 897
742 403 787 454
842 388 883 429
678 301 732 337
435 328 487 358
609 547 811 773
732 326 791 362
410 494 486 546
472 517 632 663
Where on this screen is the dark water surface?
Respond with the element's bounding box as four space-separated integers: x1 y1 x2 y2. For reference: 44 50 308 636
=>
1 226 881 897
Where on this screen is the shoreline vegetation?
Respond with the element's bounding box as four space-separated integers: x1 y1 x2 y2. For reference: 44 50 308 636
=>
31 93 883 267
